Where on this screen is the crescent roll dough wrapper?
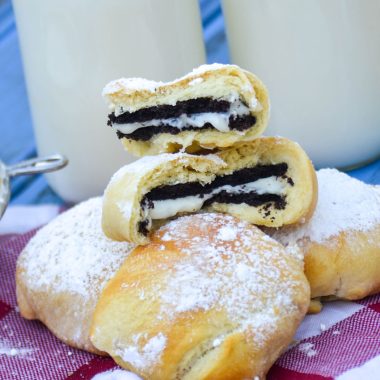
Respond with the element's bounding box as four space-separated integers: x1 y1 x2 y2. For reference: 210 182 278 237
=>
91 213 310 380
102 137 317 244
16 198 134 354
270 169 380 301
103 64 269 156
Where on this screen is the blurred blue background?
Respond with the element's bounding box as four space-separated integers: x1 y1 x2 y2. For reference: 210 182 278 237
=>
0 0 378 205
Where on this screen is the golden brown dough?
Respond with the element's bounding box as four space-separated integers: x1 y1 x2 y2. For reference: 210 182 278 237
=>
270 169 380 301
91 213 310 380
103 63 269 156
16 197 134 354
102 136 317 245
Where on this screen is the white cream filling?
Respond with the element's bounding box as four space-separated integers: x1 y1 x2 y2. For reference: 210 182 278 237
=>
148 176 286 220
113 97 252 135
149 196 206 220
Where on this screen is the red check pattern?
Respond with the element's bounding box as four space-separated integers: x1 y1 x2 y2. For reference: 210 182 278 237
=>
1 210 379 380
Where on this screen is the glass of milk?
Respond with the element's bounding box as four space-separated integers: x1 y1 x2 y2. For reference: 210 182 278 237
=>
13 0 206 202
222 0 380 169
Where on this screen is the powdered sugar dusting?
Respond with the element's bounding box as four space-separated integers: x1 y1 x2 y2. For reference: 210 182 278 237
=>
273 169 380 244
188 77 204 86
189 63 233 76
103 64 235 97
154 213 306 346
108 154 177 185
102 77 161 97
216 225 238 241
108 153 225 187
117 200 133 221
284 243 304 262
19 197 134 298
115 333 166 371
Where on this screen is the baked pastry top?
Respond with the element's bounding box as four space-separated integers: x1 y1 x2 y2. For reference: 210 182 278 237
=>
91 213 310 380
270 169 380 300
103 63 269 156
102 136 317 244
16 197 134 354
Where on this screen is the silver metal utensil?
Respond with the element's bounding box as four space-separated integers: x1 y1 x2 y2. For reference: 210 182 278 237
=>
0 154 68 219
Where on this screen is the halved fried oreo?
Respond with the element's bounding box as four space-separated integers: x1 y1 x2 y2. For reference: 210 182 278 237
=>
103 64 269 156
102 137 317 244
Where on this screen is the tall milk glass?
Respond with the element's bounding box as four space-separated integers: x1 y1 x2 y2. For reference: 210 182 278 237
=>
13 0 206 202
222 0 380 169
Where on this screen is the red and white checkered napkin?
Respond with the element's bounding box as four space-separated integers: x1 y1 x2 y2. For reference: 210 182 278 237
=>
0 206 379 380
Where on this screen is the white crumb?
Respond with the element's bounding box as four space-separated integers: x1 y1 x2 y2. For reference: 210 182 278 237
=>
298 342 317 357
0 341 33 357
92 369 142 380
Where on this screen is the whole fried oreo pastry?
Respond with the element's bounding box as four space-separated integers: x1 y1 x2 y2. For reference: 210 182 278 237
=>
103 63 269 156
91 213 310 380
102 137 317 244
270 169 380 301
16 198 134 353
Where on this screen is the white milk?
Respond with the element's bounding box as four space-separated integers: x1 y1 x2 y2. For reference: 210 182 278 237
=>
13 0 206 202
222 0 380 169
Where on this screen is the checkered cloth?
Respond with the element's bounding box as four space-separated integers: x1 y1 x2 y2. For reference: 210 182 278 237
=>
1 206 379 380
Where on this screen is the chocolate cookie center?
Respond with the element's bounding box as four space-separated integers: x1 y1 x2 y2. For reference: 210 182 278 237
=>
138 163 292 235
108 97 257 141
